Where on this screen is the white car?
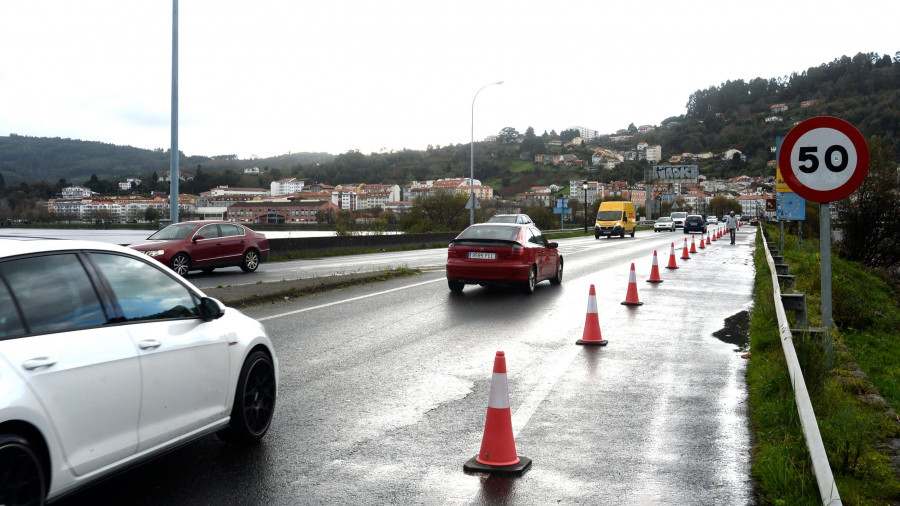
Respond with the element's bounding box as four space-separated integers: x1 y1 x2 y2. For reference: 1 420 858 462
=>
669 212 688 228
653 216 676 232
707 216 719 226
0 238 278 504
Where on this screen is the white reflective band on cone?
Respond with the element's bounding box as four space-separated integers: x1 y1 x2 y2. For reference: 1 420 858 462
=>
586 294 598 314
487 373 510 409
629 267 637 283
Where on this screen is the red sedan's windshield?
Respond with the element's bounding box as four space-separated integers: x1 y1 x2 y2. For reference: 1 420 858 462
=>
147 224 197 240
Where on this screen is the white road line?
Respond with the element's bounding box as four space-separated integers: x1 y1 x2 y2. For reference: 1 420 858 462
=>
511 345 580 438
256 277 445 321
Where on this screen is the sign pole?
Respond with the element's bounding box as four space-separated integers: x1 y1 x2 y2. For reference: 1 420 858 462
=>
820 202 833 368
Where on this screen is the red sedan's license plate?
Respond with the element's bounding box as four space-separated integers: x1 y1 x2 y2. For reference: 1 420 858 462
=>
468 252 496 259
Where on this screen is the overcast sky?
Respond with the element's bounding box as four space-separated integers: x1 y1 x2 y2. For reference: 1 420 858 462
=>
0 1 896 159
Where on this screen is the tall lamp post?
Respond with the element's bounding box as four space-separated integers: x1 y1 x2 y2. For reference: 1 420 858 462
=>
470 80 504 225
582 180 589 233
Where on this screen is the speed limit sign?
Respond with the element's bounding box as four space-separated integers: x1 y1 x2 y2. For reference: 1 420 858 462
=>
778 116 869 202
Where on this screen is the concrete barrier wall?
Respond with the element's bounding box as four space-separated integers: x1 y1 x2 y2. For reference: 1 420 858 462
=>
268 232 457 256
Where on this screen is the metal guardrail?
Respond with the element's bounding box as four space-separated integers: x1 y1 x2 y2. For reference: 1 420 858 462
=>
760 227 842 505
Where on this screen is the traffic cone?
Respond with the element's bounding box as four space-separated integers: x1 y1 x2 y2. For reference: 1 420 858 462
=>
689 235 697 253
698 233 706 249
646 250 663 283
706 233 711 246
576 284 608 345
464 351 532 476
681 238 691 260
665 242 679 269
621 263 643 306
712 228 718 241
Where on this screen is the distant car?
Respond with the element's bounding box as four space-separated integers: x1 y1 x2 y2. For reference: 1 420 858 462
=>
683 214 707 234
670 212 688 228
654 216 676 232
707 216 719 226
446 223 562 294
0 238 278 505
129 220 269 276
487 214 534 225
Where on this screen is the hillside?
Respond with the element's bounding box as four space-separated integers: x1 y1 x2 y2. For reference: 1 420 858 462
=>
0 135 332 185
1 51 897 191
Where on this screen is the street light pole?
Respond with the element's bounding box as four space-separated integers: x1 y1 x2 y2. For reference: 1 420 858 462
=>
582 180 589 233
470 80 504 225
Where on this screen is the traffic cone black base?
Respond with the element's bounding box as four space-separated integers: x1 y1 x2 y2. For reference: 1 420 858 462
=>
576 338 609 346
464 456 532 476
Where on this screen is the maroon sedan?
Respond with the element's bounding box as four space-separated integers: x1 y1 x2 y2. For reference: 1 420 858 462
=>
445 223 563 294
129 220 270 276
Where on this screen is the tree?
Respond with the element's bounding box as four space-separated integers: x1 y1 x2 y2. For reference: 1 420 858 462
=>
835 138 900 271
144 207 161 223
560 129 580 142
497 127 520 144
627 123 637 134
400 192 469 233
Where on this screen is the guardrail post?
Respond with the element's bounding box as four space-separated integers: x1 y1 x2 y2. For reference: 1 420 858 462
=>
781 292 808 328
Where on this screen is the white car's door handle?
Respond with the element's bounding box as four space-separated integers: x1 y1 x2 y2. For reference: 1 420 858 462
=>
22 357 57 370
138 339 162 350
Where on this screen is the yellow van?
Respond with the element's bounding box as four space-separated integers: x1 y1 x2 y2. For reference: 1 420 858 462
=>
594 201 637 239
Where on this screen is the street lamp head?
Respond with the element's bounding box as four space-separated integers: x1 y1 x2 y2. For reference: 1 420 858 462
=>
582 180 588 190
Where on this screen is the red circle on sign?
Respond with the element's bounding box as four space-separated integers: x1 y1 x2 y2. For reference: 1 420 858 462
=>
778 116 869 202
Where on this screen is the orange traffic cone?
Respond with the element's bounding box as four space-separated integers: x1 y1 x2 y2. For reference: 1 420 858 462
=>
712 228 718 242
689 235 698 253
464 351 532 475
706 233 711 245
698 233 706 249
646 250 663 283
665 242 679 269
621 263 643 306
577 284 608 345
681 237 691 260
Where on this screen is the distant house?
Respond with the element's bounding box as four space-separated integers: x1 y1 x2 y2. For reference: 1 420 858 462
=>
770 103 788 113
765 116 783 123
638 125 655 133
800 100 820 108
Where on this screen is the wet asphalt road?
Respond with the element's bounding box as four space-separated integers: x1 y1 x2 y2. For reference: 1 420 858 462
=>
57 225 758 505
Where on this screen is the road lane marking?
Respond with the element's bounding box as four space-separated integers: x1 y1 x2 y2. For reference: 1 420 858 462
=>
511 345 580 438
257 277 445 321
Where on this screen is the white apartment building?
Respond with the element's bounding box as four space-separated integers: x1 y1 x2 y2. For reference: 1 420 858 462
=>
62 186 93 198
270 178 305 196
569 126 600 140
646 145 662 163
569 180 601 206
332 190 358 211
206 186 269 198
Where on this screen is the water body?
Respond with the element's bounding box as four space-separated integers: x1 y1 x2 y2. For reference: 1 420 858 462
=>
0 228 337 245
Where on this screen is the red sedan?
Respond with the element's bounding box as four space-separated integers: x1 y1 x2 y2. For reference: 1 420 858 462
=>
129 220 270 276
445 223 563 294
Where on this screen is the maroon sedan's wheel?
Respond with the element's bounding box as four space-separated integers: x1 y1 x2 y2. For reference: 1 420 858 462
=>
448 279 464 293
550 258 563 285
170 253 190 276
240 249 260 272
523 266 537 294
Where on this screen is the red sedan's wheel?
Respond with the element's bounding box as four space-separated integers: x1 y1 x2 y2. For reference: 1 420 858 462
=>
240 249 260 272
523 266 537 294
448 279 464 293
550 258 563 285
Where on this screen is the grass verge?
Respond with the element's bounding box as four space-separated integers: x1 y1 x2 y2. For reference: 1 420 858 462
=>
748 225 900 504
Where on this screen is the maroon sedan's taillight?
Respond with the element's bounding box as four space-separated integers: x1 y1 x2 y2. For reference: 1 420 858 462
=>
448 245 458 258
508 246 524 258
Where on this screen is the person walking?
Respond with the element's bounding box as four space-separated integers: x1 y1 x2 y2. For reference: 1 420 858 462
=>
725 211 739 244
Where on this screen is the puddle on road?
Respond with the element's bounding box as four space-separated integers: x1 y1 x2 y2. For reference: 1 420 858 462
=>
713 310 750 352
